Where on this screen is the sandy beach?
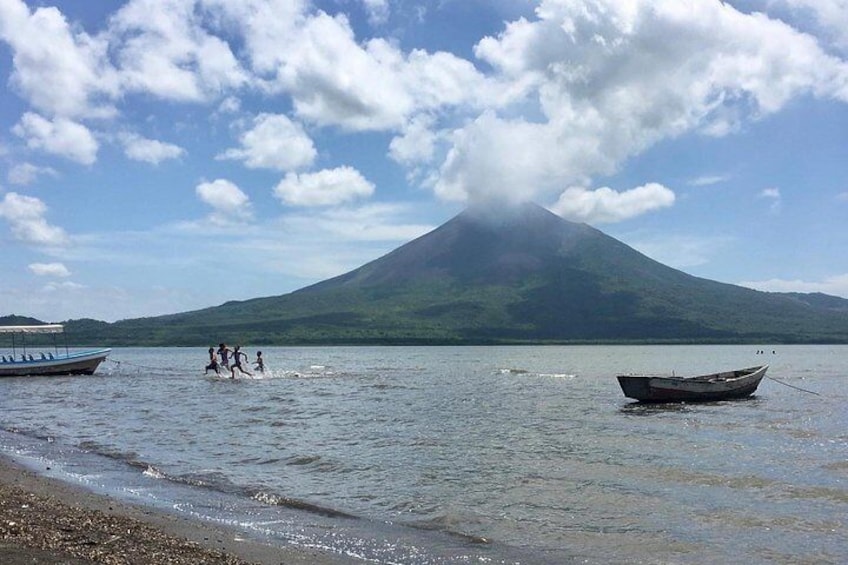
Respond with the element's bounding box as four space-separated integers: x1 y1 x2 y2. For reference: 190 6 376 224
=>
0 454 352 564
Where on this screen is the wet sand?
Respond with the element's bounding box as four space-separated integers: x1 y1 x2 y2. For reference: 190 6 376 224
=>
0 454 352 564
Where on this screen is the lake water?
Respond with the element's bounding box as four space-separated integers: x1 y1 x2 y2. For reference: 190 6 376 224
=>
0 345 845 563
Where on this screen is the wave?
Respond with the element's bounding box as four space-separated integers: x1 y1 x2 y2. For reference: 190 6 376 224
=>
406 514 491 544
497 368 576 379
35 433 361 523
1 424 56 442
251 491 354 518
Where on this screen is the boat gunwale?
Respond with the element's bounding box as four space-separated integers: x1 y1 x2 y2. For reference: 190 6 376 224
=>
0 348 111 377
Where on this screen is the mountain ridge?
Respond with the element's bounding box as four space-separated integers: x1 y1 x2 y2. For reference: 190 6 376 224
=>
5 203 848 345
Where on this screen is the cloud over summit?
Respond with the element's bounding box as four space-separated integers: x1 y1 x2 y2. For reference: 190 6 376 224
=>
2 0 848 320
3 0 847 217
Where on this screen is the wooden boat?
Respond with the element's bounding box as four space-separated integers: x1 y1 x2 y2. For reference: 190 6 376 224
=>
617 365 768 403
0 324 110 377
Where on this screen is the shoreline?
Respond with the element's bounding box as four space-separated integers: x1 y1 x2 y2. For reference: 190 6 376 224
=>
0 454 352 564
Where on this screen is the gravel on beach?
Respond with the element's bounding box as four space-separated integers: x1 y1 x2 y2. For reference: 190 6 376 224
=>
0 455 350 564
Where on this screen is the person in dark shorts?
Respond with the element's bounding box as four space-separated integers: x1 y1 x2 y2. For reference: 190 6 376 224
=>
204 346 220 375
230 345 252 378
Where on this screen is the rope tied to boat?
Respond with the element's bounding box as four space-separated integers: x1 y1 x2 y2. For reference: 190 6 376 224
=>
765 375 821 396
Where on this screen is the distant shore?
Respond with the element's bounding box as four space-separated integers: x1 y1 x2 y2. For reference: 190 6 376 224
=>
0 454 350 564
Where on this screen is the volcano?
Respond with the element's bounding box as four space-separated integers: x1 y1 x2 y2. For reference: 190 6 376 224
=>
65 203 848 345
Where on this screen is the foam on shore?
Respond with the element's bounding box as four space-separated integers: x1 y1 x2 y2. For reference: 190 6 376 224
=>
0 453 350 564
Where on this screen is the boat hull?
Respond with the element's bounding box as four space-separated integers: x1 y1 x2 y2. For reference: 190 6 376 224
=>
617 365 768 403
0 349 111 377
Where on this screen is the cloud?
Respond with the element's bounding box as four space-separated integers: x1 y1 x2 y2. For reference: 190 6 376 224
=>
435 112 582 205
32 201 437 320
262 203 436 280
0 279 195 323
5 0 846 214
217 96 241 114
12 112 98 165
42 280 85 292
775 0 848 51
362 0 390 26
759 187 782 213
0 0 119 119
218 113 316 171
195 179 253 225
7 162 57 185
0 192 69 246
550 183 676 224
0 0 249 120
432 0 848 206
29 262 71 277
121 133 185 164
109 0 248 102
688 174 731 187
214 5 489 131
389 113 439 165
739 273 848 299
274 13 414 130
274 166 375 207
283 203 434 242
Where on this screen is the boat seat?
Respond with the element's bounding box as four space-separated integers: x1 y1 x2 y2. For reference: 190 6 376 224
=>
40 353 47 360
48 352 54 359
27 354 34 361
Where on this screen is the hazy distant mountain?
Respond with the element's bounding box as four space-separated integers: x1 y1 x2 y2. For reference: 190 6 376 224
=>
60 203 848 345
0 315 45 327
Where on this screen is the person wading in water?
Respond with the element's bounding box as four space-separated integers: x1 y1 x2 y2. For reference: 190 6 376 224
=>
204 347 220 375
230 345 252 378
217 343 231 370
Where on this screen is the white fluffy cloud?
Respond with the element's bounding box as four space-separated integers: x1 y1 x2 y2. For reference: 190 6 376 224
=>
12 113 98 165
274 166 375 207
109 0 248 102
3 0 848 225
195 179 253 224
389 113 439 166
121 133 185 164
273 13 414 130
212 5 489 131
776 0 848 50
219 113 316 171
435 111 595 205
29 262 71 277
0 191 69 246
551 183 676 224
0 0 119 119
431 0 848 209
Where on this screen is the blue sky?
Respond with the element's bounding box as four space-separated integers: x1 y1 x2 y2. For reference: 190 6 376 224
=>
1 0 847 323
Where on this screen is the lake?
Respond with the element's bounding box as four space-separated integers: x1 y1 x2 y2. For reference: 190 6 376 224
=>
1 345 845 563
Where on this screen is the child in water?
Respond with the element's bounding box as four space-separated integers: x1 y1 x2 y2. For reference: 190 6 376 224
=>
204 347 219 375
230 345 252 378
254 351 265 373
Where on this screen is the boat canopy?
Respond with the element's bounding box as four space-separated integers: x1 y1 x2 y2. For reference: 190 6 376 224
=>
0 324 64 334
